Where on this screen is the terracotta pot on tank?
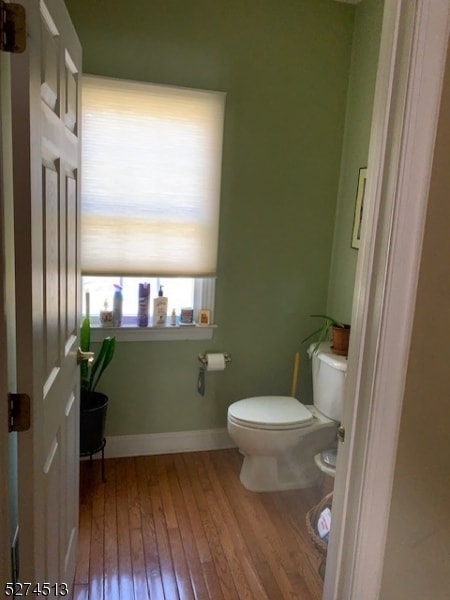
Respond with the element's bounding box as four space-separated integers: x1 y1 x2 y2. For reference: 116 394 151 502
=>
331 324 351 356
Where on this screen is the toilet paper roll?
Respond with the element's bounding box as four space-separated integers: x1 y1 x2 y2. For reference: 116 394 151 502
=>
206 353 226 371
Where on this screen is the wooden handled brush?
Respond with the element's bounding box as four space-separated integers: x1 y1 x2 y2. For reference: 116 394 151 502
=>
291 351 301 398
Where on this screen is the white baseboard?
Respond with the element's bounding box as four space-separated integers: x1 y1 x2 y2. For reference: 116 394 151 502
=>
102 427 236 459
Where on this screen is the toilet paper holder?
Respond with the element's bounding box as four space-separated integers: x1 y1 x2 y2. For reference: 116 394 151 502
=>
198 353 232 367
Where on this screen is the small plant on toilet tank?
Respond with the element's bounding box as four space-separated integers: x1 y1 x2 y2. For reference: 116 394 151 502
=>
302 314 350 356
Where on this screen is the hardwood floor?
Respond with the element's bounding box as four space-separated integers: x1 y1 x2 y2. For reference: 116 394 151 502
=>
73 449 327 599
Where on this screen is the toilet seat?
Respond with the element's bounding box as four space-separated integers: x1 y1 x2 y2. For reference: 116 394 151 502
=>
228 396 314 431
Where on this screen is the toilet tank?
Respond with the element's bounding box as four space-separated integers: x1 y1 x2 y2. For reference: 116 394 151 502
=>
309 343 347 422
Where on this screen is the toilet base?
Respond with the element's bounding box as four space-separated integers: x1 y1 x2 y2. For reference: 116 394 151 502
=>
239 453 323 492
228 404 338 492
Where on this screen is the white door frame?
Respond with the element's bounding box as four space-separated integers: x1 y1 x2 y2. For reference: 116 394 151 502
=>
324 1 450 598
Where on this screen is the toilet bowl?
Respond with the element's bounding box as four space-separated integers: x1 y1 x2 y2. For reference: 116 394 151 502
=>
228 396 337 491
227 343 347 492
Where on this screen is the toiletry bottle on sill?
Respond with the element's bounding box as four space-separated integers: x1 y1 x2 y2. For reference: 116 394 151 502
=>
138 283 150 327
153 285 168 326
100 299 113 327
113 284 123 327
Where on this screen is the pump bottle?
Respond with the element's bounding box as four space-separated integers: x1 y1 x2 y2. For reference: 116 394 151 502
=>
153 285 168 326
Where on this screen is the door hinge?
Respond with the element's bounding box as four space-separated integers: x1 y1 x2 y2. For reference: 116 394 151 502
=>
0 1 26 54
8 393 31 432
337 425 345 443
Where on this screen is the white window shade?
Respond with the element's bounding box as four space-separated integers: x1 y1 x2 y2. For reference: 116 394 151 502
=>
81 75 226 276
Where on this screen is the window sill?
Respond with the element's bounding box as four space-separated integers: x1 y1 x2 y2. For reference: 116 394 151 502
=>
90 323 217 342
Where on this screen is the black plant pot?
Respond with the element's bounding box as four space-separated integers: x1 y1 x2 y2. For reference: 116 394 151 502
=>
80 390 108 456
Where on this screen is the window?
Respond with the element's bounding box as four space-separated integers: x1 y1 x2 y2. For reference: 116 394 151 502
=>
83 277 195 321
82 276 215 325
81 75 225 339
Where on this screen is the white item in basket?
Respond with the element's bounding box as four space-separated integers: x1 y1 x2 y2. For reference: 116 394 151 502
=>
317 507 332 541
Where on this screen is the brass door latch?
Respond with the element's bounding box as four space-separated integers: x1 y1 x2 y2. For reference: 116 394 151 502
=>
8 393 30 432
0 1 26 53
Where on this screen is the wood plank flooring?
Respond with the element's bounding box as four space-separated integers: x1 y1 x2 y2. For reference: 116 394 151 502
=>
73 449 327 600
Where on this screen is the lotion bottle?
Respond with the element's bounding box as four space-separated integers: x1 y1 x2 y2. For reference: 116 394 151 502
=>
153 285 168 326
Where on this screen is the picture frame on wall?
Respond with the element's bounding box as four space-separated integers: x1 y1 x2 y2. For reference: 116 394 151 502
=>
351 167 367 249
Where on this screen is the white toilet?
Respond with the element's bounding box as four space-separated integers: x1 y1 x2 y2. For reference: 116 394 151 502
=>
227 343 347 492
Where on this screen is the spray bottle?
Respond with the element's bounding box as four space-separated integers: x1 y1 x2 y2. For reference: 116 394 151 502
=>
138 283 150 327
113 284 123 327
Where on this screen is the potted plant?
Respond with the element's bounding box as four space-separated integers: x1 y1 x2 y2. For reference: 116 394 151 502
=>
302 314 351 356
79 317 116 459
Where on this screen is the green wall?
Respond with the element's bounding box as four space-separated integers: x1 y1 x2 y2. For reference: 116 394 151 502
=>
66 0 356 436
327 0 384 323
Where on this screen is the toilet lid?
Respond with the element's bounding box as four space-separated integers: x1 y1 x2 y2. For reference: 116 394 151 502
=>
228 396 314 430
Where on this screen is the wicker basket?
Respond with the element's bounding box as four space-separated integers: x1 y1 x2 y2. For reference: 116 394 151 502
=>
306 491 333 558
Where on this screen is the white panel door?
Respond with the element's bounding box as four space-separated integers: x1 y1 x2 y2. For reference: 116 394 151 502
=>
11 0 81 589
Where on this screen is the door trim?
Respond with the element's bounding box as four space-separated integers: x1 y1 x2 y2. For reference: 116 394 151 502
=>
0 50 12 589
324 1 450 598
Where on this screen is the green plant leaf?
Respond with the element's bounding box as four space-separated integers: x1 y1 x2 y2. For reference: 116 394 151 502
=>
309 314 345 328
88 336 116 392
80 317 91 384
301 327 323 344
80 317 91 351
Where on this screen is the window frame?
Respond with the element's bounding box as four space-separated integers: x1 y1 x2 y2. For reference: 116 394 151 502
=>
80 75 224 341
